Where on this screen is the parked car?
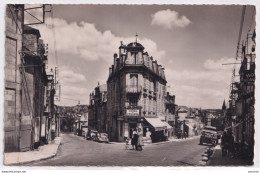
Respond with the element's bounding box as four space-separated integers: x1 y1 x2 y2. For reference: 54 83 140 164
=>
87 130 98 140
97 133 109 143
200 126 217 146
92 131 99 141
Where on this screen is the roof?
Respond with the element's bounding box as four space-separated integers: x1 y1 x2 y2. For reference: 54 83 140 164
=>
125 42 145 51
144 117 167 131
177 106 189 112
99 84 107 92
127 42 144 48
23 25 41 37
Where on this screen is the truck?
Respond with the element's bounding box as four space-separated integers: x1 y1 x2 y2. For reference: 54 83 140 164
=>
200 126 218 146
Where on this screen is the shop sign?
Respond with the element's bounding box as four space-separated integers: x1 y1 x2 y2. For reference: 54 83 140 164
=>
126 109 140 116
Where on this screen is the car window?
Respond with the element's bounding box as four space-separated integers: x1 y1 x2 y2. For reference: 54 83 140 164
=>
100 133 107 137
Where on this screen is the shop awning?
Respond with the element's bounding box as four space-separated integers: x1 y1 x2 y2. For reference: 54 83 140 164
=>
144 117 167 131
161 121 174 129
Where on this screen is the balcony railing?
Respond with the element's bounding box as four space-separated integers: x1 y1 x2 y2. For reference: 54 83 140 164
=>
126 85 142 94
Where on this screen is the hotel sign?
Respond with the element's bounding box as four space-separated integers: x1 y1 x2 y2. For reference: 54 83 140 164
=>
126 109 140 116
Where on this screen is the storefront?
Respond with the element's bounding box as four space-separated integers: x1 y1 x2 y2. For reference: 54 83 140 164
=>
143 117 169 143
121 116 143 142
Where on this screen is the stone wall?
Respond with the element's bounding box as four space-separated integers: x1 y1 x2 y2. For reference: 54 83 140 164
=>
4 5 24 152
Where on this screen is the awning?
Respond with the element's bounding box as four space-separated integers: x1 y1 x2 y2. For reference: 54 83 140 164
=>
144 117 167 131
161 121 173 129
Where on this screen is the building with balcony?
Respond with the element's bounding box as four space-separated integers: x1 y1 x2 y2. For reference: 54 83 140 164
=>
164 92 177 137
107 40 172 142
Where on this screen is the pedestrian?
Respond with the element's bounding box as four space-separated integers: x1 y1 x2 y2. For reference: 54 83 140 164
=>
125 137 131 150
131 128 138 150
184 132 187 139
221 131 228 156
227 132 235 158
146 128 151 143
137 128 144 151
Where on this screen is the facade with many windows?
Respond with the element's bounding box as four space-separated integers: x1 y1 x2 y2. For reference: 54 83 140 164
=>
88 84 108 133
107 41 171 142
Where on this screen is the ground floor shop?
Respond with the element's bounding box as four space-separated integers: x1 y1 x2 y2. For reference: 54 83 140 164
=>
110 116 173 143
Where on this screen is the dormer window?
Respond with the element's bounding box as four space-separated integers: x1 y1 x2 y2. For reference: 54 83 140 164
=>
252 45 255 52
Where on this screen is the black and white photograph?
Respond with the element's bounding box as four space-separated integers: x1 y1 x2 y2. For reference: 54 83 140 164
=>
1 2 258 169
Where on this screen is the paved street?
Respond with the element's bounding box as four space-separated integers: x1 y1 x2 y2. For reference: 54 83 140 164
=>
24 133 207 166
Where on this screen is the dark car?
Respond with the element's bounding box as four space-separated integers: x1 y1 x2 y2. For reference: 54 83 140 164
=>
200 126 217 146
92 131 99 141
87 130 98 140
97 133 109 143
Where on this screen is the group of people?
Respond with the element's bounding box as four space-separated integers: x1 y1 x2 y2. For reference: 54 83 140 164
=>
176 130 188 139
126 128 144 151
221 131 235 157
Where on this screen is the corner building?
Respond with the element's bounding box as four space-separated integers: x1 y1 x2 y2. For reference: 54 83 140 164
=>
107 41 168 142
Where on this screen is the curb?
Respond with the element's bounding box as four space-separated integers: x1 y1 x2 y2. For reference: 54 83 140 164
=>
198 145 217 166
109 136 200 146
5 138 62 166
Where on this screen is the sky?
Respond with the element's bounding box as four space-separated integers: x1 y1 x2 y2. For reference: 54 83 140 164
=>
25 4 256 108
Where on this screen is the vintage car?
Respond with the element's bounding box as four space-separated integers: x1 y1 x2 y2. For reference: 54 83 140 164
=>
200 126 218 146
97 133 109 143
86 130 98 140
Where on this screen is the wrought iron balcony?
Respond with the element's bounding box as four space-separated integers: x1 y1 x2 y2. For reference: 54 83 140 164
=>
126 85 142 94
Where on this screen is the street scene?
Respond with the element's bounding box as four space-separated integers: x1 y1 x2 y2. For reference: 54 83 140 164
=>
3 4 256 167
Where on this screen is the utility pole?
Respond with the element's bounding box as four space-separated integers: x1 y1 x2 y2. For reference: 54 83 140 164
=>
54 67 58 90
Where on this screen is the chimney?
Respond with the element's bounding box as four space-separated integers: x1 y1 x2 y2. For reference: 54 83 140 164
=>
109 67 112 76
114 53 118 70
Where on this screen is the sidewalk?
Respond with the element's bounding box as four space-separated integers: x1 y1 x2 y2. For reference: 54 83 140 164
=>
207 145 253 166
4 136 62 166
109 135 200 145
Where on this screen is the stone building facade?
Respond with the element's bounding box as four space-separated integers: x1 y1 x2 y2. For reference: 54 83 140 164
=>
4 4 24 152
107 41 171 142
228 29 255 161
88 84 108 133
4 5 56 152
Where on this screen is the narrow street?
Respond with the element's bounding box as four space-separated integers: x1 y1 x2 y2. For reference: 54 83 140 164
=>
24 133 206 166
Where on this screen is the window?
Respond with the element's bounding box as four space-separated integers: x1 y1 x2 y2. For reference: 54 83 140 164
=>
130 74 138 86
129 97 138 107
131 52 137 64
143 97 146 111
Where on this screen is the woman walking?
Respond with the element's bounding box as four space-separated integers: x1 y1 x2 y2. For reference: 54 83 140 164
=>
137 128 144 151
131 128 138 150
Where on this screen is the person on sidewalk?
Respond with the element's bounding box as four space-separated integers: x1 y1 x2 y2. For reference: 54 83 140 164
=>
227 132 235 158
137 128 144 151
221 131 228 156
131 128 138 150
146 128 151 144
184 132 187 139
